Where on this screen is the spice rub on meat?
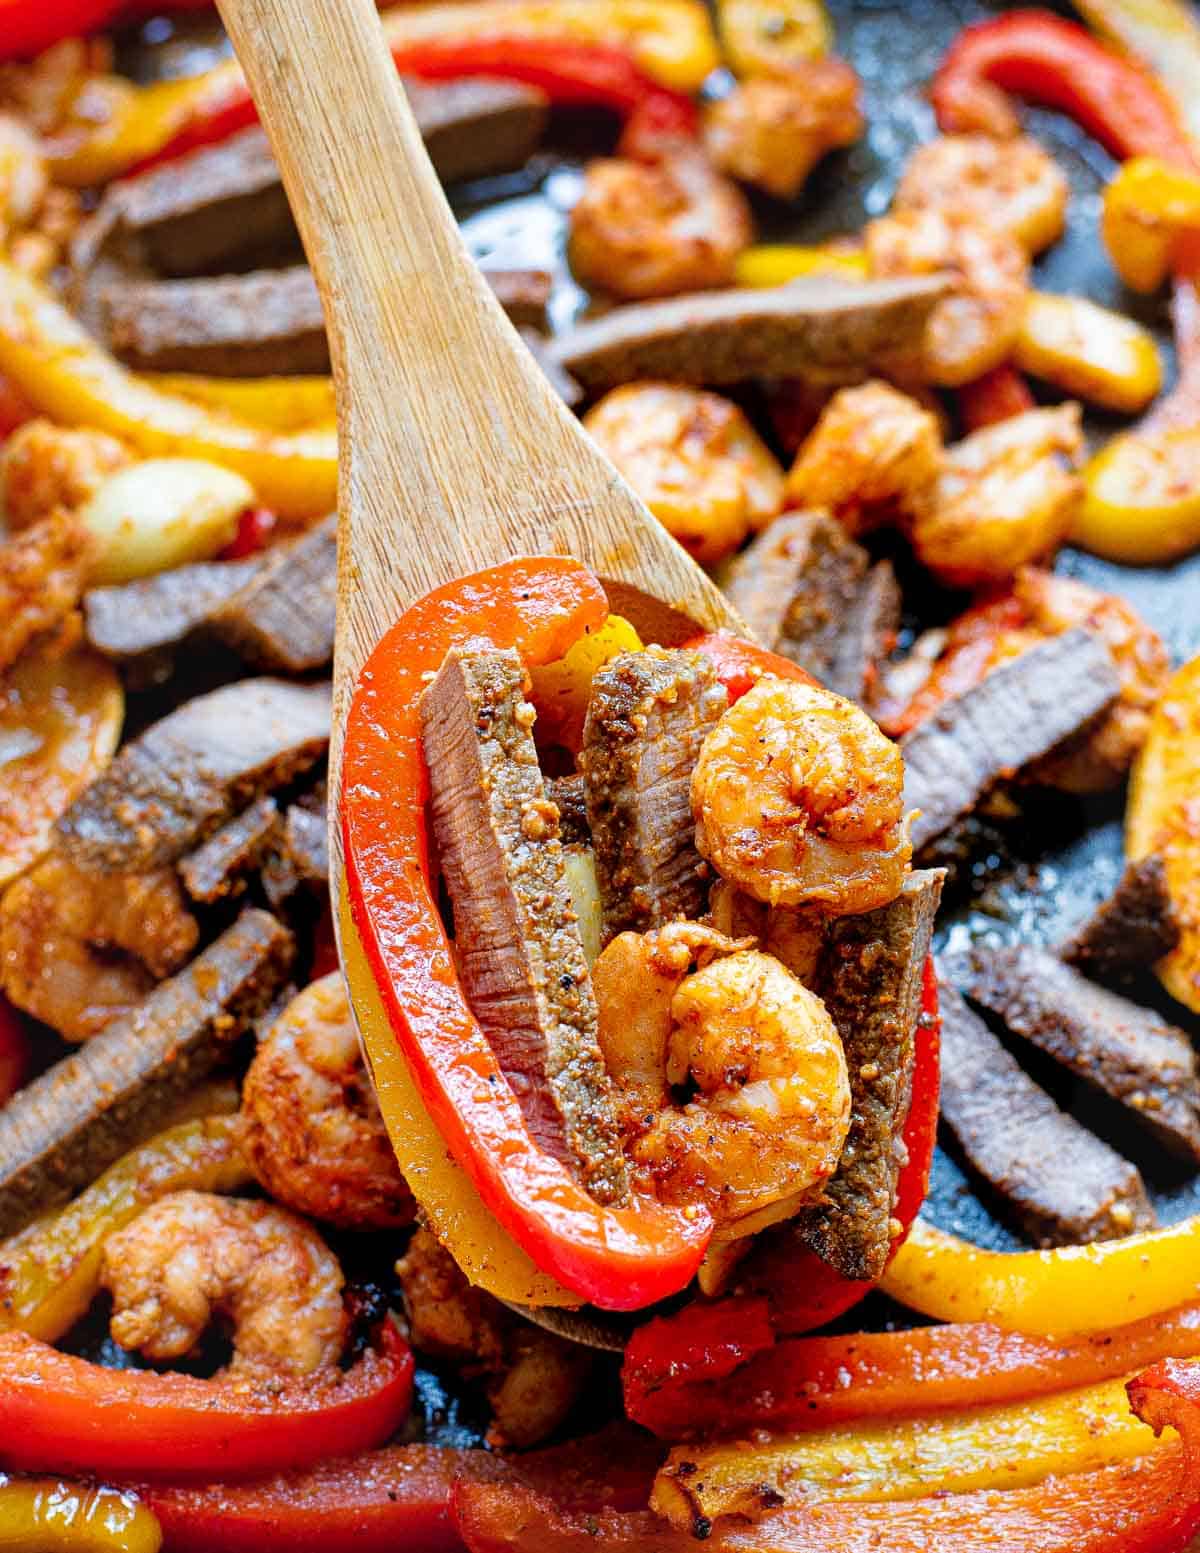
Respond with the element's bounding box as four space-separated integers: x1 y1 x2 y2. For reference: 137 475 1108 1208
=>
421 645 628 1207
580 649 728 944
1061 855 1181 983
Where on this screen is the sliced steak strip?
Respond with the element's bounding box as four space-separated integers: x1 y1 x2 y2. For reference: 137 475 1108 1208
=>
84 554 259 689
56 678 332 872
546 774 591 850
208 514 336 673
178 796 282 904
796 869 945 1283
0 908 293 1238
902 630 1120 853
262 805 330 908
421 646 628 1206
823 560 901 709
963 944 1200 1162
937 974 1156 1246
74 85 547 278
549 275 949 393
1061 856 1182 983
580 649 727 944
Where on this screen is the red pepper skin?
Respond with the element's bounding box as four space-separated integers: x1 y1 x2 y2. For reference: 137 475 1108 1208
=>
625 1296 775 1399
135 36 694 175
456 1359 1200 1552
0 0 115 61
681 630 818 704
0 1323 413 1481
219 506 278 561
0 994 29 1105
342 558 711 1310
932 11 1199 171
959 364 1037 432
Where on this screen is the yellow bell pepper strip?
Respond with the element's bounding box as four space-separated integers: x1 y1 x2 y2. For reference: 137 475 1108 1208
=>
0 262 336 522
527 613 642 752
140 373 337 434
46 2 716 186
1014 291 1163 412
717 1 832 76
1102 157 1200 293
1073 0 1200 148
452 1360 1200 1553
882 1216 1200 1336
733 245 869 287
651 1374 1161 1527
341 559 712 1311
0 1111 247 1344
0 1320 413 1480
0 1478 161 1553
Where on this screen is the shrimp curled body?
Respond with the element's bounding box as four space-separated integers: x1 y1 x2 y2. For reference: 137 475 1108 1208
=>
101 1189 347 1380
691 676 911 915
240 974 415 1231
594 927 851 1240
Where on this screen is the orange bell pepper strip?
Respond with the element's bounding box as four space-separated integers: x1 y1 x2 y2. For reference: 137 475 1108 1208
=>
931 10 1199 171
341 558 712 1311
455 1360 1200 1553
0 1323 413 1481
627 1299 1200 1441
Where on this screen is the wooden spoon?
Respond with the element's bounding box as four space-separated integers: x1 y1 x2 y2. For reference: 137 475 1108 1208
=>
214 0 935 1346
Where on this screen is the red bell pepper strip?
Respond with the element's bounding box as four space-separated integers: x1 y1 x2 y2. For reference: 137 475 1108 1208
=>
627 1296 1200 1442
0 1322 413 1481
623 963 942 1429
0 994 29 1106
129 35 694 177
219 506 278 561
681 630 818 705
0 0 216 64
931 11 1200 172
457 1358 1200 1553
342 558 711 1311
958 364 1037 432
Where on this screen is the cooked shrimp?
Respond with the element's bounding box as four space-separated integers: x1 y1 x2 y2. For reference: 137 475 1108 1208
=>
702 58 863 200
569 149 753 300
893 135 1068 255
0 509 94 673
691 676 911 914
0 853 198 1040
102 1190 347 1379
910 404 1085 586
0 419 131 532
593 933 850 1237
865 207 1030 386
240 974 415 1230
396 1226 589 1448
784 379 943 531
584 383 785 563
1015 566 1170 792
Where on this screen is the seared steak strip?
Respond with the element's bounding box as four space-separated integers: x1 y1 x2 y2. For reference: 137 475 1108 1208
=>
56 678 331 871
824 559 901 709
963 944 1200 1162
1061 856 1181 983
937 974 1156 1245
549 275 949 393
796 869 945 1283
262 805 329 908
421 647 628 1205
902 630 1121 852
73 83 548 278
0 909 293 1238
208 514 336 673
580 649 727 944
545 774 591 850
178 796 282 904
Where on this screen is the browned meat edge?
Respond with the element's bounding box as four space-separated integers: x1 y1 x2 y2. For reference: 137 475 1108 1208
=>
580 649 727 944
823 559 901 709
1060 856 1182 982
73 83 548 278
55 677 332 871
178 795 282 904
796 868 946 1283
421 646 628 1206
962 944 1200 1162
545 774 591 850
208 514 337 673
936 972 1156 1245
0 908 294 1238
262 805 329 908
548 275 950 392
902 629 1121 852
